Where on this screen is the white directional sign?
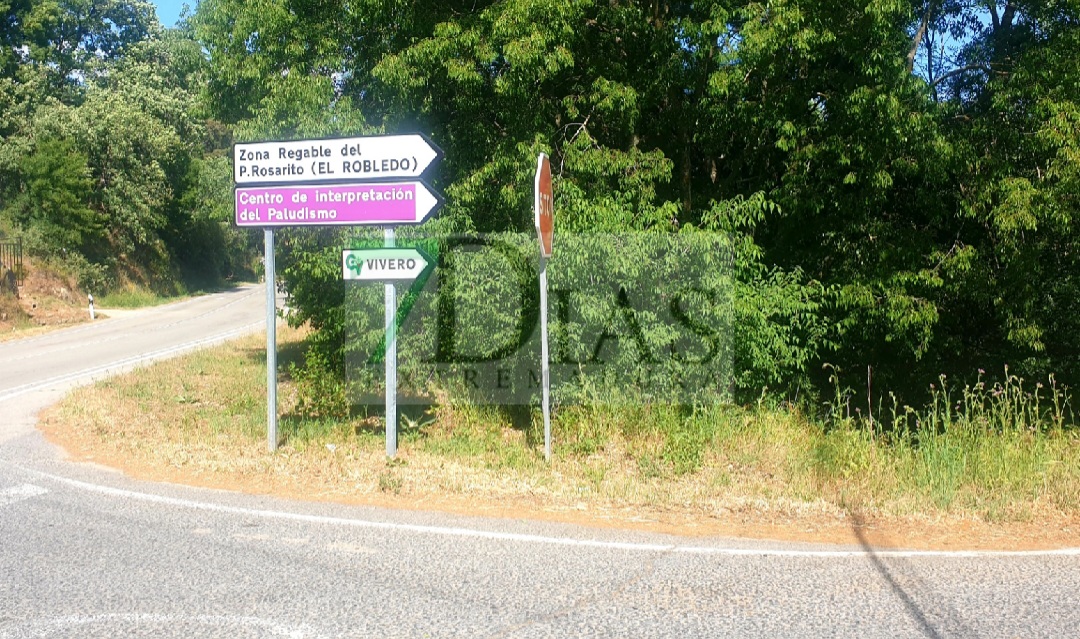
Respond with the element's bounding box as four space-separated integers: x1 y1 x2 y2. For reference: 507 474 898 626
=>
234 134 442 185
342 248 432 282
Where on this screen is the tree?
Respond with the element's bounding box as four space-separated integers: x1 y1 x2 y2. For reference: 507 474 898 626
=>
928 1 1080 384
8 137 101 252
190 0 1080 407
191 0 832 400
1 2 254 292
22 0 158 97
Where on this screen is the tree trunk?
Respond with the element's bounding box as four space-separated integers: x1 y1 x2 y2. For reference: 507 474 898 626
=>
907 3 934 74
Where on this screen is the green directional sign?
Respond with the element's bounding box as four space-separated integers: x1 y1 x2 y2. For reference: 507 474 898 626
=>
342 247 432 282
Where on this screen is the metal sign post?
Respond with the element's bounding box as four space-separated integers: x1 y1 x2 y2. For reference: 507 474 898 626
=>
539 259 551 460
535 153 554 461
342 245 434 457
265 228 278 451
383 227 398 457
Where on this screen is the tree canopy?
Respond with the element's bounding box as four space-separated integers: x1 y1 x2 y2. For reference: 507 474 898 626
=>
0 0 257 291
4 0 1078 407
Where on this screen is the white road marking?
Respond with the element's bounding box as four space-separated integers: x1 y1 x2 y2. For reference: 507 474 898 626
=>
0 323 262 404
327 541 377 555
25 469 1080 558
0 614 326 639
0 483 47 507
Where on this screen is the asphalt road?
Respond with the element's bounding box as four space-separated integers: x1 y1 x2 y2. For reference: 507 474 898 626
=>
1 284 1078 638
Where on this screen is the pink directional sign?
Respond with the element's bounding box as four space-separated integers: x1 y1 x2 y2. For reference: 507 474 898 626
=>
235 181 441 227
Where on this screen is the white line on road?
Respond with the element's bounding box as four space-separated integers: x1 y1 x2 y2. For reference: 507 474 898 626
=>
0 323 262 404
25 470 1080 559
0 614 326 639
0 483 48 507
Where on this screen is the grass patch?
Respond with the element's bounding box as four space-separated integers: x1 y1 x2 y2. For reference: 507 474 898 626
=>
39 332 1080 542
95 281 250 309
96 286 187 309
0 293 34 332
810 369 1080 518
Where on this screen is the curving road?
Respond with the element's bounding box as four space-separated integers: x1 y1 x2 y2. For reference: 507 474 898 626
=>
1 284 1078 638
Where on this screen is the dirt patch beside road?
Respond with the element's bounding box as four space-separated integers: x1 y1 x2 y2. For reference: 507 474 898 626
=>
0 267 90 338
40 403 1080 552
39 419 1080 551
29 322 1080 553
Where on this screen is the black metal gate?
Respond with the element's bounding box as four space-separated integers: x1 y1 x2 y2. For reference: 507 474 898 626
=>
0 237 23 286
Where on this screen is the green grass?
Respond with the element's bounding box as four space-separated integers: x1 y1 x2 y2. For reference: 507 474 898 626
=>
809 368 1080 517
414 402 543 471
45 329 1080 525
95 279 259 309
96 287 186 309
279 359 1080 520
97 281 261 310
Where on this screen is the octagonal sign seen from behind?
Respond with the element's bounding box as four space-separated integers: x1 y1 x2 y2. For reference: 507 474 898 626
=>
535 153 553 259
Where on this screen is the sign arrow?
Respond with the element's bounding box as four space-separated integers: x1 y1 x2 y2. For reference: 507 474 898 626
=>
235 181 443 227
234 134 442 185
342 248 433 282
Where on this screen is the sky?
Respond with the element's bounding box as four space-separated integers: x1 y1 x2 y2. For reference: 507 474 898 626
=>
151 0 189 28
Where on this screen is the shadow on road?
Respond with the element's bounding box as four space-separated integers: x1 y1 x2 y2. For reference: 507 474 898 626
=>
851 514 968 639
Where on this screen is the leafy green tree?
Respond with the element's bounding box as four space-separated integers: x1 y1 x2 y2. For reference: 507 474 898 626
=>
191 0 832 401
190 0 1080 410
928 2 1080 384
22 0 157 96
7 137 101 253
0 0 36 77
2 3 253 292
689 0 961 396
